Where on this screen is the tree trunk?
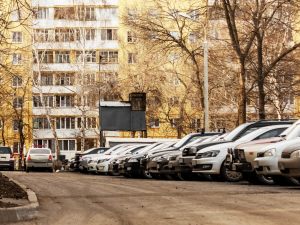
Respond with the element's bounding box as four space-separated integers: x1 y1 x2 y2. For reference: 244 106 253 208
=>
237 65 247 125
257 34 266 119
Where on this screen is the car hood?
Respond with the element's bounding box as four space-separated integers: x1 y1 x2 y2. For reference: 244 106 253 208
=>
260 137 300 154
281 142 300 154
236 137 283 149
197 142 235 154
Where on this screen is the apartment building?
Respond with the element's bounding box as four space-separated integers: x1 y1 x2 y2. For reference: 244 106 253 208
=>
32 0 119 159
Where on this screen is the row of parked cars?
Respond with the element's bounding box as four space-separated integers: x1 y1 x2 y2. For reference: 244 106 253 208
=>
68 119 300 185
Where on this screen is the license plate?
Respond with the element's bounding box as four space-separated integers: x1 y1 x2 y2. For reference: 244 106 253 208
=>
232 164 236 171
127 167 131 171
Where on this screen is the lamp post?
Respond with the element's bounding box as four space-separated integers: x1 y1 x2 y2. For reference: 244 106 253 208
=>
98 54 104 147
179 2 210 131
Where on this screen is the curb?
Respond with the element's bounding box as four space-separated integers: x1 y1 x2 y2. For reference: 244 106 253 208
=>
0 175 39 223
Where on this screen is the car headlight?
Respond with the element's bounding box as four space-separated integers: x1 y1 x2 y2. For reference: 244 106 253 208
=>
88 159 93 163
196 150 220 159
291 150 300 158
264 148 276 157
190 147 198 154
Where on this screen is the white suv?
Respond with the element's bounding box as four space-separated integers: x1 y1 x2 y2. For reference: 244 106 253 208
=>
0 147 14 171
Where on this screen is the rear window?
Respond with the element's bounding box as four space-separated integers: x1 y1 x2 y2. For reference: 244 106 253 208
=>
0 147 11 154
29 149 50 154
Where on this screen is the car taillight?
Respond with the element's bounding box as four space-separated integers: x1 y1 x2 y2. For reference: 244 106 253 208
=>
28 155 31 161
48 155 53 161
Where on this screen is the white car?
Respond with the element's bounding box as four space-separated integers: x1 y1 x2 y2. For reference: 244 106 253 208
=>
254 137 300 185
192 125 290 181
97 145 147 174
0 147 14 171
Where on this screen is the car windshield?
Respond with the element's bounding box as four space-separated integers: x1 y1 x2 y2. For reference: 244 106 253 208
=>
29 149 50 154
174 134 201 148
285 122 300 139
223 123 252 141
0 147 11 154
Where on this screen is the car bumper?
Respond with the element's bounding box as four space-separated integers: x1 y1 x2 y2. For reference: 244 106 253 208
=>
148 160 170 174
278 157 300 177
96 163 109 173
88 163 98 172
192 158 220 174
26 162 53 168
232 162 253 172
254 157 280 175
124 162 143 175
177 157 193 173
0 160 14 168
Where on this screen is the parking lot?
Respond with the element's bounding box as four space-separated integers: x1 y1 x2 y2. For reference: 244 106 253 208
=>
3 171 300 225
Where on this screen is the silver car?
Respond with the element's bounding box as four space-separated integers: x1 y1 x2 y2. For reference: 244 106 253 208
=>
25 148 53 172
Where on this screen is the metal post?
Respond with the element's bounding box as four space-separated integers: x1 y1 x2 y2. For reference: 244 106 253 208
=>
203 40 209 132
98 54 104 147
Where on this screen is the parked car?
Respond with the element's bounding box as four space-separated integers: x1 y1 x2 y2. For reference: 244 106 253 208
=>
278 142 300 179
0 147 14 171
97 144 148 174
25 148 53 172
123 142 177 178
177 120 295 181
69 147 109 171
254 137 300 185
146 133 220 179
192 124 290 182
226 119 300 184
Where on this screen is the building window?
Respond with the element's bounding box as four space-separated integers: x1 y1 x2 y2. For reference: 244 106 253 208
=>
170 96 179 106
127 31 136 43
33 117 50 129
149 118 160 128
77 117 97 129
33 95 54 107
170 118 179 128
12 32 22 43
13 120 20 131
100 51 118 63
191 118 201 129
54 7 75 20
85 29 95 41
35 51 54 64
55 51 70 63
34 29 50 42
55 95 74 107
55 73 74 85
59 140 75 151
83 74 96 85
56 117 76 129
76 6 96 21
101 29 118 40
33 139 53 149
40 73 53 85
128 53 137 64
13 97 23 108
35 7 49 19
12 76 22 87
12 53 22 65
76 51 96 63
55 29 75 42
74 29 95 41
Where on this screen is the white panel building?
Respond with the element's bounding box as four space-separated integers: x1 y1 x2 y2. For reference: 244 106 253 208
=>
32 0 120 159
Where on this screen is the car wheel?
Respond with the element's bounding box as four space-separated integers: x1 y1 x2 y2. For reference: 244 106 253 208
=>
150 173 160 179
176 172 194 181
220 161 243 182
272 176 300 186
243 172 274 185
142 170 152 179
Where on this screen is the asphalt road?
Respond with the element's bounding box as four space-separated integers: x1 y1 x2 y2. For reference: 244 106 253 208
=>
3 171 300 225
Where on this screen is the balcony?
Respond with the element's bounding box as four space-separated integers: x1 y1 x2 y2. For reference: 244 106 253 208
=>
32 107 99 116
32 0 119 7
32 86 77 94
33 63 119 72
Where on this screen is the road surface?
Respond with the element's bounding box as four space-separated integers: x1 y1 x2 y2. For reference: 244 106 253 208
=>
3 171 300 225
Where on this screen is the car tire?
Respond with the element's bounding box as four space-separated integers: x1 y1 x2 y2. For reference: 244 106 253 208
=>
272 176 300 186
150 173 160 179
243 172 274 185
176 172 194 181
220 161 243 182
141 170 152 179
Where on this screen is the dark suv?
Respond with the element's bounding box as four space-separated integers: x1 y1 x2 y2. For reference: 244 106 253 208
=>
0 147 14 171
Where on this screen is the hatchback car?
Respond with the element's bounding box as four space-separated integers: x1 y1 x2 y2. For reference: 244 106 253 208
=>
0 146 14 171
25 148 53 172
